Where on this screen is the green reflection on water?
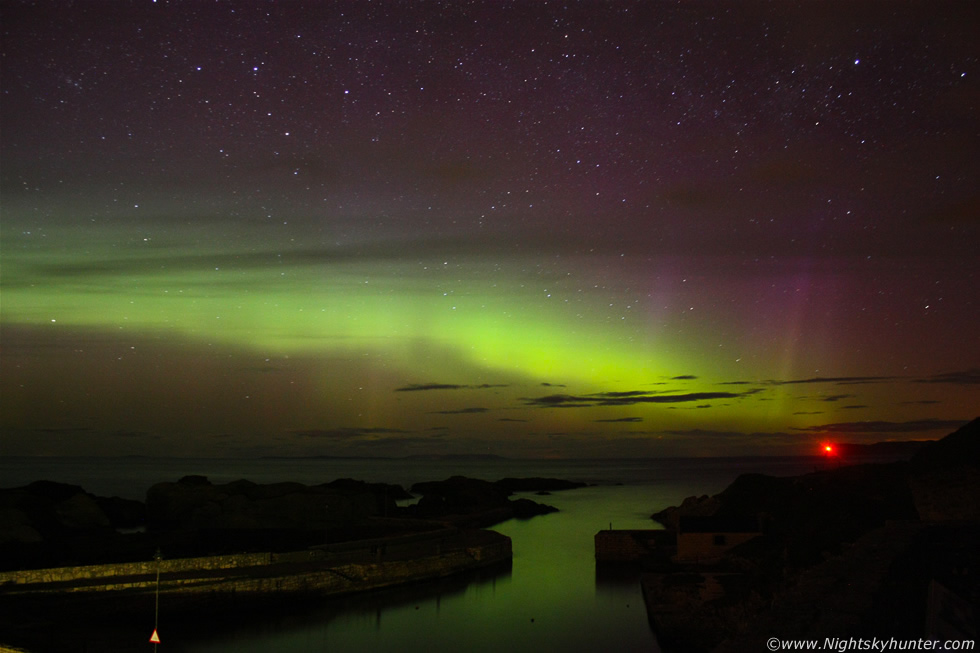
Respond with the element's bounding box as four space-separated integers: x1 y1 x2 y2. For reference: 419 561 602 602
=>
180 486 662 653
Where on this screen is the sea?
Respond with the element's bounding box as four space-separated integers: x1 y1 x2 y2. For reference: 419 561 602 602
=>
1 455 853 653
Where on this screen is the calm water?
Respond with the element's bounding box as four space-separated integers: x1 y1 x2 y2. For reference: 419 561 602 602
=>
2 456 834 652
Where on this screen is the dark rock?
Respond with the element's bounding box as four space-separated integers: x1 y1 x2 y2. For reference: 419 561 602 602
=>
23 480 89 502
323 478 414 501
145 478 384 532
911 417 979 470
96 496 146 528
0 481 120 538
651 494 719 529
909 417 980 521
0 506 42 545
510 497 558 518
410 476 511 513
408 476 559 526
0 481 146 570
54 493 111 530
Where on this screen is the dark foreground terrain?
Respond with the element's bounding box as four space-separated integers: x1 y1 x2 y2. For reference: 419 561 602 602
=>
640 418 979 652
0 474 582 652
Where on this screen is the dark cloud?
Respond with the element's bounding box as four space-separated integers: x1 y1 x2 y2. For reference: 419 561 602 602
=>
395 383 467 392
540 382 566 388
716 382 767 395
898 400 941 406
594 417 644 423
34 427 89 435
522 394 592 408
430 407 489 415
842 405 868 410
914 369 980 385
395 383 508 392
821 394 855 402
791 419 968 434
670 375 698 380
523 390 744 408
596 392 742 406
292 427 409 439
498 418 530 422
592 390 655 399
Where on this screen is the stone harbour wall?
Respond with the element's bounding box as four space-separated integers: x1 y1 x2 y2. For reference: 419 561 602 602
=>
0 529 512 602
0 551 274 587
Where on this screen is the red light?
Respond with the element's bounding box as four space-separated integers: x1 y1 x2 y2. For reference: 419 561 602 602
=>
822 444 835 455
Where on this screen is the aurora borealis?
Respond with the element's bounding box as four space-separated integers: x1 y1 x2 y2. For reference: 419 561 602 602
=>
1 1 977 458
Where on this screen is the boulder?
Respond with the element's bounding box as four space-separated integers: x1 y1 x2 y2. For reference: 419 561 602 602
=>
55 493 111 530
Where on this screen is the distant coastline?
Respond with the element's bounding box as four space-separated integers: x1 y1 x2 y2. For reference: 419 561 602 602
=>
0 440 937 462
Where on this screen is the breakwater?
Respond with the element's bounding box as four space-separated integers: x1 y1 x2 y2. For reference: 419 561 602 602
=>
0 527 511 601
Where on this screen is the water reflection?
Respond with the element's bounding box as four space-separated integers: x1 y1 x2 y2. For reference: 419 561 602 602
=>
172 562 511 652
177 487 661 652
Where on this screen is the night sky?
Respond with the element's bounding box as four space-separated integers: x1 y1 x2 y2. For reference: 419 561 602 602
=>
2 1 977 459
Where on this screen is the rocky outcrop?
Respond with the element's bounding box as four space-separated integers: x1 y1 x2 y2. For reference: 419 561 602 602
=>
910 418 979 469
651 494 720 530
145 475 406 532
0 481 144 539
324 477 414 501
0 481 147 571
2 472 578 572
652 464 919 573
406 476 559 526
909 418 980 521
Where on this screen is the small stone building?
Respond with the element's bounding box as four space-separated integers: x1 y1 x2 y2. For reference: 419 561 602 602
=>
594 529 675 563
674 515 761 563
